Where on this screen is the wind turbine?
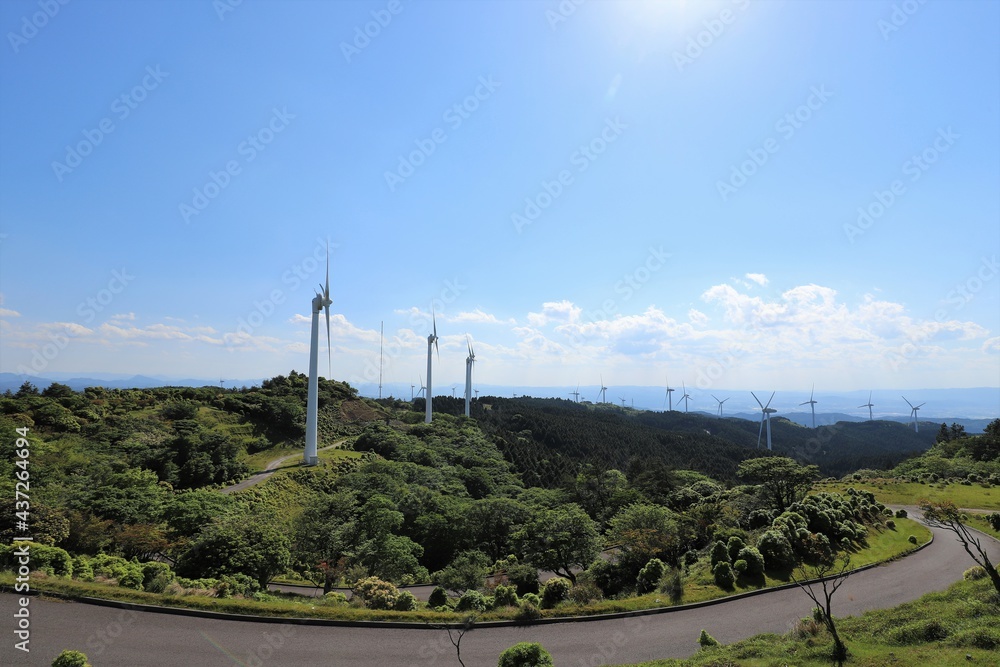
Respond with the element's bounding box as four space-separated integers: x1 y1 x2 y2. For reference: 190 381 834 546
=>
800 384 818 428
711 394 729 417
597 376 608 404
304 241 332 466
858 391 874 421
680 382 692 413
464 336 475 417
570 385 580 402
378 321 384 399
416 375 426 398
664 376 675 411
752 391 776 450
619 396 627 407
410 382 415 401
425 313 439 423
902 396 925 432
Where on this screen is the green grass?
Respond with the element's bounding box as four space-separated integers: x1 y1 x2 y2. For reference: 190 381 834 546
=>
240 438 358 474
815 479 1000 510
614 576 1000 666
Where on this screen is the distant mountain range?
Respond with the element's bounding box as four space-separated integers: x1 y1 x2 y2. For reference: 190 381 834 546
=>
2 372 996 432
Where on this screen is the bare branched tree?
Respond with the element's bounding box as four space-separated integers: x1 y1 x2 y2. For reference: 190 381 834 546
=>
790 553 852 665
920 499 1000 594
438 614 476 667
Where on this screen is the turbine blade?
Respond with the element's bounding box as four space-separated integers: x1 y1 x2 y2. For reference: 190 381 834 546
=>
765 391 775 409
902 396 913 409
325 239 330 297
751 391 763 409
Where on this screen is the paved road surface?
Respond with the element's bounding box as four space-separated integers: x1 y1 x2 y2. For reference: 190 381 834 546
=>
3 518 997 667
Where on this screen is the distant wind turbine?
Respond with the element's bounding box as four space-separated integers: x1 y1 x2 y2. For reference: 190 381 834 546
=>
425 313 439 423
410 382 415 401
597 376 608 404
416 375 426 399
304 241 332 466
570 385 580 402
711 394 729 417
752 391 777 450
619 396 627 407
680 382 692 413
902 396 925 433
800 384 818 428
858 391 875 421
378 321 384 399
464 336 475 417
664 375 675 411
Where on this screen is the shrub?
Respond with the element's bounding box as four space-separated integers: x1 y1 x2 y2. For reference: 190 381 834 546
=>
427 586 449 608
540 577 571 609
587 558 633 598
709 541 730 567
885 519 896 530
117 565 144 590
323 591 348 605
698 629 720 648
889 619 950 644
514 600 542 622
949 627 1000 650
726 536 745 562
987 513 1000 532
712 561 735 589
736 547 765 577
141 562 174 593
497 642 554 667
505 561 540 596
351 576 399 610
636 558 666 595
521 592 541 608
683 550 699 567
908 535 918 545
393 590 418 611
52 650 91 667
456 589 488 613
895 508 908 519
732 559 748 575
964 566 988 581
757 530 795 571
492 584 519 608
660 569 684 604
71 556 94 582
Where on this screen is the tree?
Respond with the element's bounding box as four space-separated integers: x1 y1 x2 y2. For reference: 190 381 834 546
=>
920 500 1000 594
790 553 852 664
177 509 291 587
737 456 819 512
606 503 689 572
515 503 600 584
433 550 491 593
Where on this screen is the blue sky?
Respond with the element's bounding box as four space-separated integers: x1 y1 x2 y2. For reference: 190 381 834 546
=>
1 0 998 394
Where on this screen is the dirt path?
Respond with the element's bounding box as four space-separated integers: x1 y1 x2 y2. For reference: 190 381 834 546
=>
219 438 348 495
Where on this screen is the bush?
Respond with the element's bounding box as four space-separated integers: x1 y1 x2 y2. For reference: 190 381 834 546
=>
566 578 602 605
351 576 399 610
514 600 542 622
521 592 541 608
736 547 765 577
885 519 896 530
427 585 449 608
964 566 988 581
895 508 908 518
683 550 699 568
505 560 540 596
587 558 633 598
698 629 720 648
52 650 91 667
660 569 684 604
726 536 745 562
323 591 348 605
71 556 93 582
709 540 730 567
394 590 418 611
456 589 488 613
757 530 796 571
141 562 174 593
987 513 1000 532
117 564 144 590
636 558 666 595
498 642 554 667
540 577 571 609
712 561 735 589
889 619 950 644
492 584 519 608
908 535 918 545
732 559 748 575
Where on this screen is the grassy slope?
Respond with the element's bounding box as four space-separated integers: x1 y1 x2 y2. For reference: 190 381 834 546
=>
615 576 1000 667
815 479 1000 510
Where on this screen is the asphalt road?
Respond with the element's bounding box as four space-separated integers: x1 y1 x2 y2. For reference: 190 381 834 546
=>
3 517 998 667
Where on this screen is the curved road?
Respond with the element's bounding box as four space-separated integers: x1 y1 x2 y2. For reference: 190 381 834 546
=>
219 439 347 495
3 517 998 667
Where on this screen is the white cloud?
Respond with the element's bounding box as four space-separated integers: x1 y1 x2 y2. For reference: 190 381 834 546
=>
0 308 20 318
745 273 769 286
526 300 582 327
446 308 515 325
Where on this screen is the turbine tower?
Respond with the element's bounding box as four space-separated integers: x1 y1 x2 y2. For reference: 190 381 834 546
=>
464 336 475 417
902 396 925 433
597 376 608 404
570 385 580 402
410 382 415 401
304 243 332 466
680 382 692 413
858 391 874 421
711 394 729 417
800 384 818 429
664 376 675 411
424 313 439 423
416 375 426 398
752 391 776 450
619 396 627 407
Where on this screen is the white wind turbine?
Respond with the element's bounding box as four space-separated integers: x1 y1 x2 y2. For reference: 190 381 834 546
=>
619 396 627 407
712 394 729 417
800 384 818 429
664 376 676 411
752 391 777 450
425 313 439 423
902 396 925 433
304 242 332 466
858 391 875 421
416 375 426 399
464 336 475 417
570 385 581 402
680 382 692 413
597 376 608 404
